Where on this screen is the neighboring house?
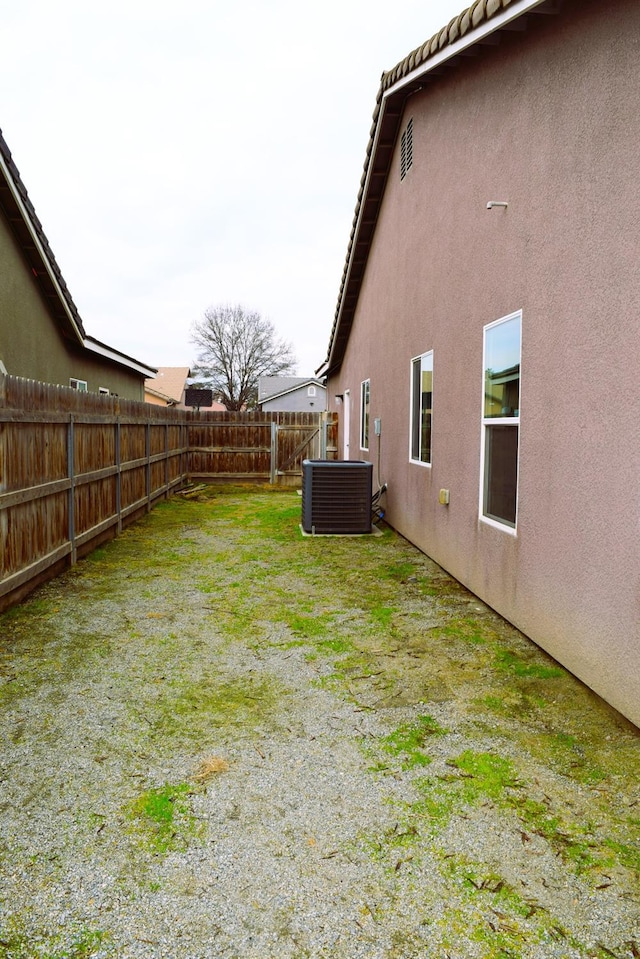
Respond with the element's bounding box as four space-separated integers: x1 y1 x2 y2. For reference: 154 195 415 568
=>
322 0 640 727
258 376 326 412
145 367 191 408
145 368 227 410
0 130 155 398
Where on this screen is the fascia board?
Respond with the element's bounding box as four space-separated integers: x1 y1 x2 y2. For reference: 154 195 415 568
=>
84 337 157 378
383 0 551 98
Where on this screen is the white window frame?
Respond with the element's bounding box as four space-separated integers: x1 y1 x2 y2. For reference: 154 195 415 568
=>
409 350 433 467
307 385 316 397
479 310 521 534
360 378 370 451
69 378 88 392
98 387 110 395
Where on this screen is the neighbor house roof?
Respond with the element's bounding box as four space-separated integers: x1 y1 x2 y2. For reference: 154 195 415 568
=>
322 0 561 375
145 366 191 404
258 376 326 403
0 129 156 379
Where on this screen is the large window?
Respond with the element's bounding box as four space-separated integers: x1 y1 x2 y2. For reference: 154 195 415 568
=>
481 312 521 529
410 351 433 465
360 379 370 451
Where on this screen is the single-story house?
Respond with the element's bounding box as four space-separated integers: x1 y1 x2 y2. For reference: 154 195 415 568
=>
0 129 155 398
322 0 640 727
258 376 327 412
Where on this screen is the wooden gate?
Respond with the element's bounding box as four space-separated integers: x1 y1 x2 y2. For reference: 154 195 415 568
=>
187 411 338 485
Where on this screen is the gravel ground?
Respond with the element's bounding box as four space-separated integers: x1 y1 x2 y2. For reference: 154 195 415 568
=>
0 486 639 959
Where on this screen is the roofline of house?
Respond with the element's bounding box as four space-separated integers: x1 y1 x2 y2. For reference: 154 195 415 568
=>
259 377 326 403
84 336 157 378
0 129 157 381
323 0 561 376
0 139 86 347
144 385 178 405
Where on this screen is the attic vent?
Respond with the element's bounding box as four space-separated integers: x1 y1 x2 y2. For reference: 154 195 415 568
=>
301 460 373 534
400 118 413 181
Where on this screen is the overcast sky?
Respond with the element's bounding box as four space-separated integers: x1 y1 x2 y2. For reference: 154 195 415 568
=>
2 0 465 377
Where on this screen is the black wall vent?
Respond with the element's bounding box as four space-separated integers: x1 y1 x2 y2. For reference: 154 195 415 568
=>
301 460 373 534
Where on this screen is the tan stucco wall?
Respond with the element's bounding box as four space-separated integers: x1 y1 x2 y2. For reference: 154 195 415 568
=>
0 213 144 400
329 0 640 725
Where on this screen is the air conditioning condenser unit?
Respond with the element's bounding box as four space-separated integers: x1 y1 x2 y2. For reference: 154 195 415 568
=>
301 460 373 534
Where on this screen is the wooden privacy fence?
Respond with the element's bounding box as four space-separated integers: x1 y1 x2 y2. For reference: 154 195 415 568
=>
0 375 188 610
187 410 337 484
0 374 338 609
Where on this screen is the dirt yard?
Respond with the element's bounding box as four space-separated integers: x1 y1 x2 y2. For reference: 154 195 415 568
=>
0 486 638 958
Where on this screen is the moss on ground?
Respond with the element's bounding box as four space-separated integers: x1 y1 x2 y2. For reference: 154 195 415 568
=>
0 921 111 959
126 781 201 854
1 485 639 956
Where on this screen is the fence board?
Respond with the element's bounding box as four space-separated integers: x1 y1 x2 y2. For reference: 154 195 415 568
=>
0 373 338 609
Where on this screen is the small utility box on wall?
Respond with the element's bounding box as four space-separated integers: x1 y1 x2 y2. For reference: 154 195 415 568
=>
301 460 373 534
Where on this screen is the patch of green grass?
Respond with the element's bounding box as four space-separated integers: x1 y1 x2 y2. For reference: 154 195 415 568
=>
381 562 417 581
405 751 522 837
430 856 585 959
442 617 488 646
146 674 282 747
127 781 199 854
494 650 564 680
480 692 549 718
452 751 522 799
0 920 110 959
369 605 395 630
315 636 354 655
381 714 445 769
286 613 332 639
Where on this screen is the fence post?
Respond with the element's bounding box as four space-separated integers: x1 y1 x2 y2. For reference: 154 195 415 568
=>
115 417 122 534
320 412 327 459
164 421 169 496
67 415 77 565
146 420 151 511
270 420 277 484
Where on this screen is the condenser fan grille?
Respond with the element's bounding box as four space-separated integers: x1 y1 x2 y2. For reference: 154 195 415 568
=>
301 460 373 534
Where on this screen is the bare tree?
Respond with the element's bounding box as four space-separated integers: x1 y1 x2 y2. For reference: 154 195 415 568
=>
191 304 296 410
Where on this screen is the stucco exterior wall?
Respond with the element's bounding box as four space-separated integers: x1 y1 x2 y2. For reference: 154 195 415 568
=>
328 0 640 725
0 213 144 400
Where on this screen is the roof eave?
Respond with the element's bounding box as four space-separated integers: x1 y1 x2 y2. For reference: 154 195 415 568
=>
259 378 326 403
325 0 560 375
0 139 86 347
84 336 157 378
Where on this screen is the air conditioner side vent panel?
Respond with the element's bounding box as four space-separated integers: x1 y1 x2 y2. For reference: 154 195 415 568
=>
301 460 373 534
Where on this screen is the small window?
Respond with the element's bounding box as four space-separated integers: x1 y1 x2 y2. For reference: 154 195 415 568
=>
481 311 521 529
307 385 316 397
410 351 433 465
360 379 370 451
69 378 88 392
400 118 413 181
98 387 110 395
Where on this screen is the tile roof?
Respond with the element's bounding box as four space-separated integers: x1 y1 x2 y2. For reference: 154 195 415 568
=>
379 0 520 95
322 0 559 374
145 367 191 404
